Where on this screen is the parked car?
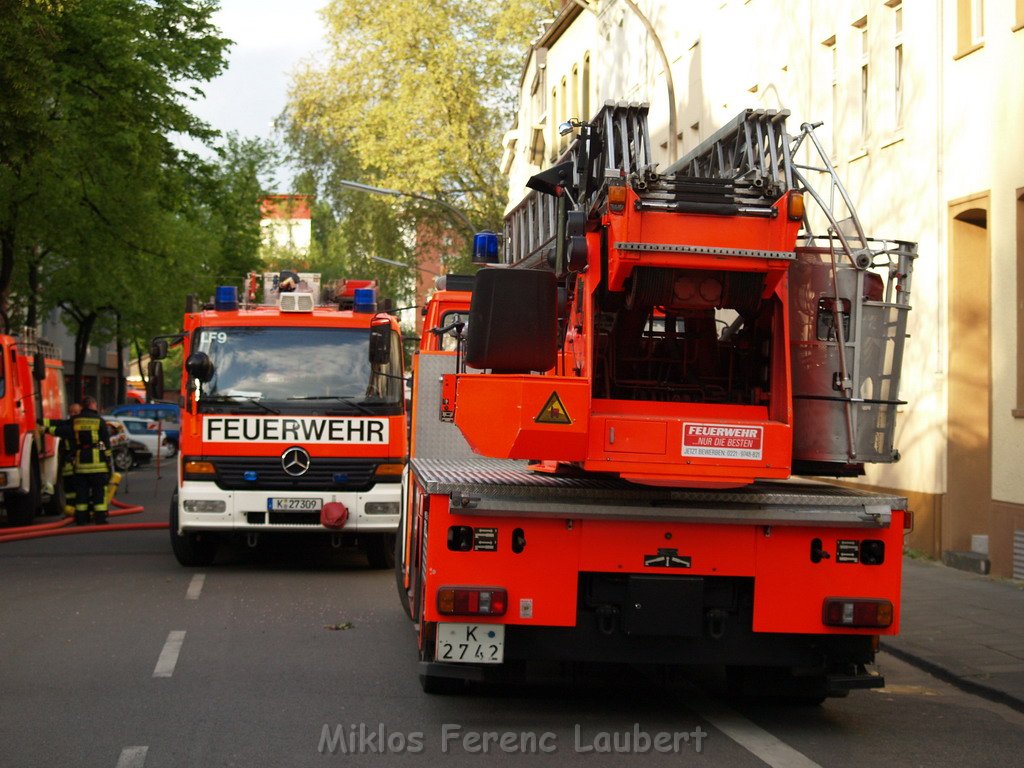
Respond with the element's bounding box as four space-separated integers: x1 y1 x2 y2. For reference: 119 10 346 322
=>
106 417 152 471
117 416 175 466
107 403 180 454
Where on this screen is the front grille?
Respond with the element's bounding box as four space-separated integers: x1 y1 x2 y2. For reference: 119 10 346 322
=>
209 456 384 491
246 511 323 526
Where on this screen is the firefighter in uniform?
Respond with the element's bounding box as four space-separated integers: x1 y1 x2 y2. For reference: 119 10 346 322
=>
70 396 112 526
41 402 82 516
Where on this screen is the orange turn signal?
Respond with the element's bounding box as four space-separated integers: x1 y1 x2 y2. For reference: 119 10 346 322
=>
374 462 405 477
184 460 216 475
607 184 628 213
788 191 806 221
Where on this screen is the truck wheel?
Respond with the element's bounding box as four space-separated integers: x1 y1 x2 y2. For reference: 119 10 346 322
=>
726 665 827 705
169 492 218 567
418 671 467 695
42 474 67 517
394 533 413 619
112 447 133 472
363 533 396 569
6 457 41 526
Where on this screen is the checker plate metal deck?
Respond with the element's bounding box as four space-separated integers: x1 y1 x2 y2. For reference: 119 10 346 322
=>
410 458 905 528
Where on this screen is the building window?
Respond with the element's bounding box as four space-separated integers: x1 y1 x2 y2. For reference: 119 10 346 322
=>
853 17 868 143
1016 189 1024 416
823 35 838 156
957 0 984 55
550 88 558 163
582 53 591 122
559 76 569 153
571 65 579 123
889 1 903 127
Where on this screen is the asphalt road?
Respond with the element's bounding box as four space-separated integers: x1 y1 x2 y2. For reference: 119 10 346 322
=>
2 464 1023 768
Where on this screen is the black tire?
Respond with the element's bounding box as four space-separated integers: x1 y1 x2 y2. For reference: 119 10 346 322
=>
363 533 396 569
726 665 828 705
42 471 67 517
6 456 41 526
394 532 413 619
418 672 467 695
112 447 133 472
169 492 219 567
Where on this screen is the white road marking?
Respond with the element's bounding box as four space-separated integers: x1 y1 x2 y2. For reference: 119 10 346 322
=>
186 574 206 600
115 746 148 768
689 695 822 768
152 631 186 678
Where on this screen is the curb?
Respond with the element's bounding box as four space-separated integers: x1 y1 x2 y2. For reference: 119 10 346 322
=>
882 642 1024 715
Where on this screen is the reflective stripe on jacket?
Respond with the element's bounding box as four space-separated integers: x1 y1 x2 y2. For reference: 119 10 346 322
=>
70 412 111 474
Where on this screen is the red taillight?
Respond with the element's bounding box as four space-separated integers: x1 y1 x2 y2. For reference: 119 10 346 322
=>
437 587 508 616
823 598 893 628
902 509 914 531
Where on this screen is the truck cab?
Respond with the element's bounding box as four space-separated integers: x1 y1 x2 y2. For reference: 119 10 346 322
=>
161 275 408 567
0 334 66 524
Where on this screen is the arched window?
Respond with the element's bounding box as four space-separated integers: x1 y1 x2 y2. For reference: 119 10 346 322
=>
582 53 591 122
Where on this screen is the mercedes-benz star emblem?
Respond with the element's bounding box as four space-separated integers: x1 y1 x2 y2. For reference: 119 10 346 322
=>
281 446 311 477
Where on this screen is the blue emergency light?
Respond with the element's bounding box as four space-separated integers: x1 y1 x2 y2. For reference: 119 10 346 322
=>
215 285 239 311
473 231 500 264
243 470 258 482
354 287 377 313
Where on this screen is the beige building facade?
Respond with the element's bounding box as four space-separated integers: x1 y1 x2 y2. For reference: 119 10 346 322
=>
501 0 1024 576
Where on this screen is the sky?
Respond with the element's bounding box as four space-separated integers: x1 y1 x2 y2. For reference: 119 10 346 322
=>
180 0 328 191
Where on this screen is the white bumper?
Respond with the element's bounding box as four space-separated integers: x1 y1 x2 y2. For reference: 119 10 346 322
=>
177 481 400 533
0 467 23 493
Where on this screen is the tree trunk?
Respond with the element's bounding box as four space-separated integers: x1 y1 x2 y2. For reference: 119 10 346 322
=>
0 222 16 334
26 249 41 331
115 312 126 404
72 311 97 403
134 338 148 388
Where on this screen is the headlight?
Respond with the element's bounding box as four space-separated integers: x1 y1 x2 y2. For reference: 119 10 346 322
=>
364 502 398 515
183 500 227 514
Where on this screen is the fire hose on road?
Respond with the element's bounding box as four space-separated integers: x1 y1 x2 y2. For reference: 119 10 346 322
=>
0 497 166 544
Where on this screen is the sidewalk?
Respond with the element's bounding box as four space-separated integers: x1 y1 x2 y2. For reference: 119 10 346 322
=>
883 556 1024 711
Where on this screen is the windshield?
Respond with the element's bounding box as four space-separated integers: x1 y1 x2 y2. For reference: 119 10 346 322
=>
193 326 402 413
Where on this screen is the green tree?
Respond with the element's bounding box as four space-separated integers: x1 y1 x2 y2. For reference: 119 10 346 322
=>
284 0 556 287
0 1 279 400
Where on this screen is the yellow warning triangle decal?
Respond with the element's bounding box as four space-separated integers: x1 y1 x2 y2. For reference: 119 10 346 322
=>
535 391 572 424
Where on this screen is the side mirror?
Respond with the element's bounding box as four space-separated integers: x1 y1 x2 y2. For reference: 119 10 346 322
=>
465 268 558 373
185 351 214 384
32 354 46 382
147 360 165 400
150 339 169 361
369 321 393 366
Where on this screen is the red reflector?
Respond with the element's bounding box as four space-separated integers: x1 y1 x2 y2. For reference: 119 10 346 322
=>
823 598 893 628
437 587 508 617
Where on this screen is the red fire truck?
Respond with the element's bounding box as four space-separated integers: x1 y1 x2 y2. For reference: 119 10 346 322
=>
152 273 408 567
0 333 66 525
398 106 916 700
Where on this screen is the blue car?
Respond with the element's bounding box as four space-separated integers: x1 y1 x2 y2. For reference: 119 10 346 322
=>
106 402 180 454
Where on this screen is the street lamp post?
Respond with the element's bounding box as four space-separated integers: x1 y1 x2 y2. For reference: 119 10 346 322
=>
370 255 440 277
336 179 476 237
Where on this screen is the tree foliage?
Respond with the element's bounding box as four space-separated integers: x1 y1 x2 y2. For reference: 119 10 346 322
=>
284 0 557 292
0 0 274 401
